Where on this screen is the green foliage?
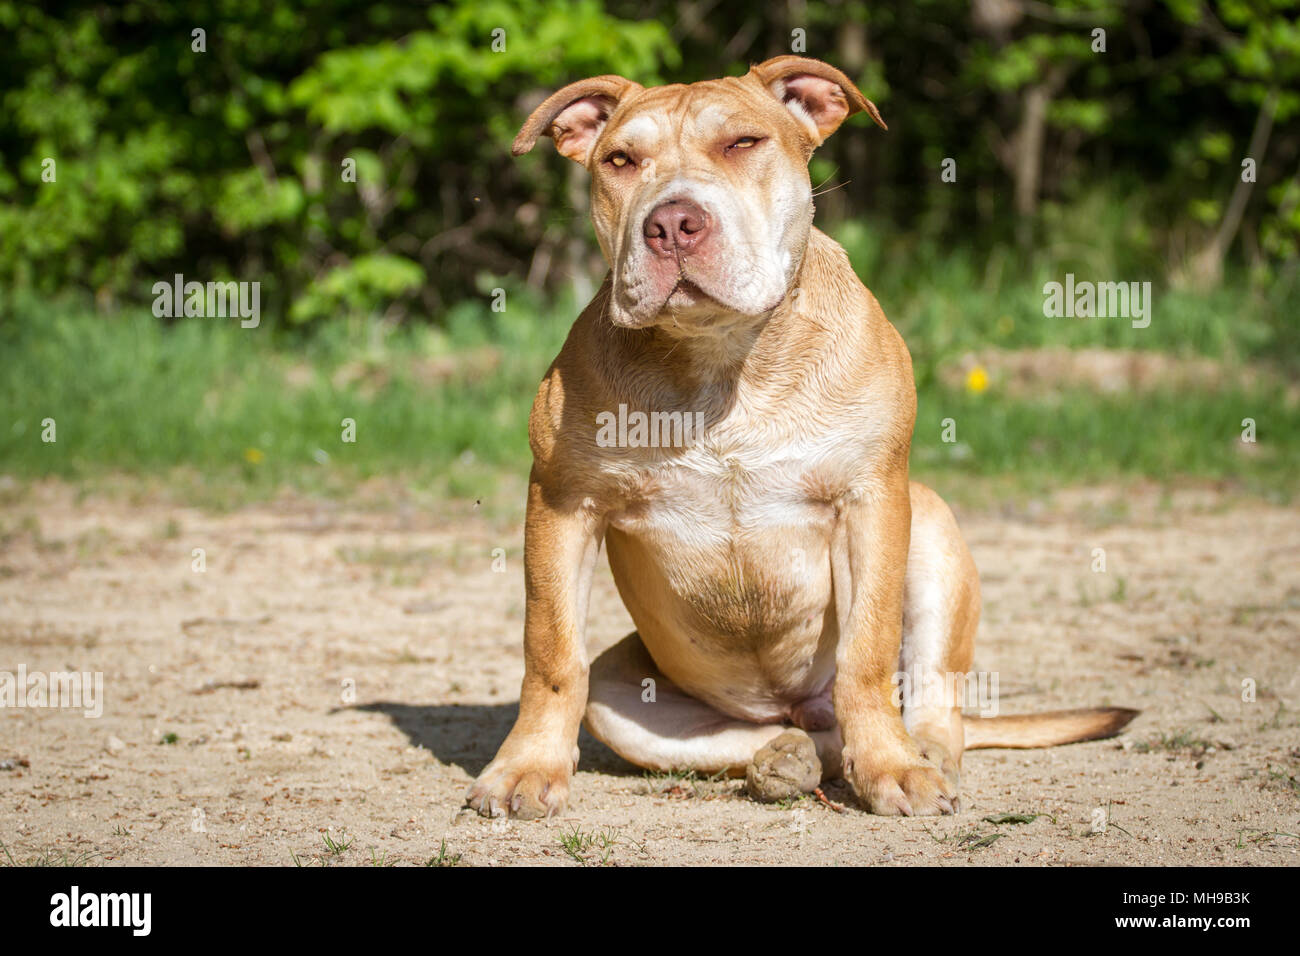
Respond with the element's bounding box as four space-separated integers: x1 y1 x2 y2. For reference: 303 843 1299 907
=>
0 0 675 319
0 1 1297 324
289 254 425 324
838 194 1297 369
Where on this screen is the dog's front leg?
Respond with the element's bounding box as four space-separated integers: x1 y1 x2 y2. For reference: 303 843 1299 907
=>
466 477 602 819
832 468 956 816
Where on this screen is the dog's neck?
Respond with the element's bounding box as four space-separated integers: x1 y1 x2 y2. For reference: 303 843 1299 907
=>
648 310 771 382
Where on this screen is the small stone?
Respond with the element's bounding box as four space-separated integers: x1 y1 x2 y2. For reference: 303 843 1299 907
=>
746 729 822 802
105 735 126 755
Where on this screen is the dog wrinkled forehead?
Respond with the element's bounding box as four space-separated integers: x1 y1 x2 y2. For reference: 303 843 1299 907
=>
690 101 743 135
595 78 823 175
513 58 885 166
610 78 786 132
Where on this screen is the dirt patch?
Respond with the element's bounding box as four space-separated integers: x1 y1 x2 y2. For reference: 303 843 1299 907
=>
0 481 1297 866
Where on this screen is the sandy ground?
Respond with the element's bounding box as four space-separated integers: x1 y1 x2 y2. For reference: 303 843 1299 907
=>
0 479 1296 867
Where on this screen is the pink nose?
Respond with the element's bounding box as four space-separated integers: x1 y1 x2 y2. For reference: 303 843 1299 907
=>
643 200 710 257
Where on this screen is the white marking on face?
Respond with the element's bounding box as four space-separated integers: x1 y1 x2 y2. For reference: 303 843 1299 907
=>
619 114 661 145
690 104 731 137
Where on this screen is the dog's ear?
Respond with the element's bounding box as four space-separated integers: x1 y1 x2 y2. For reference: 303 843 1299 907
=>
750 56 886 145
513 75 643 164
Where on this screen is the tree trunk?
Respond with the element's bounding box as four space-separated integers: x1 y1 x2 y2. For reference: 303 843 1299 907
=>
1008 65 1069 244
831 16 868 224
1187 89 1279 288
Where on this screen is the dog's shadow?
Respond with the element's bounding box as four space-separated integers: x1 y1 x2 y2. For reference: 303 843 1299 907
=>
352 701 639 778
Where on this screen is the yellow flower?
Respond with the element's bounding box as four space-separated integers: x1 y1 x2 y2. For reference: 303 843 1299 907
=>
243 448 265 464
965 365 990 394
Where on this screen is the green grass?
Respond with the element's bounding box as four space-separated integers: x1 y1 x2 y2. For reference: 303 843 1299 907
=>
1132 729 1214 755
2 228 1297 504
0 839 100 866
558 825 631 866
0 290 562 502
321 830 352 856
426 839 462 867
640 768 735 800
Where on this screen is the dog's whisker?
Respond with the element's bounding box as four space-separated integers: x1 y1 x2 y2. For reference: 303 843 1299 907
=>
811 180 851 198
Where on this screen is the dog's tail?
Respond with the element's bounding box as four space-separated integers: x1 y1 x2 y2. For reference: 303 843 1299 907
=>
962 707 1139 749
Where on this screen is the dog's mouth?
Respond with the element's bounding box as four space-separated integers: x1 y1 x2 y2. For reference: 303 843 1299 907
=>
611 276 722 329
631 275 783 331
664 277 708 308
613 240 789 327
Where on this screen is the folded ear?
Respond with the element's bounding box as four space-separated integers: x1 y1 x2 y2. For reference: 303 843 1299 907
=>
749 56 886 145
513 75 643 164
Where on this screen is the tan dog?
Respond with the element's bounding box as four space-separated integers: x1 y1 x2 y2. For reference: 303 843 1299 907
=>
467 57 1136 819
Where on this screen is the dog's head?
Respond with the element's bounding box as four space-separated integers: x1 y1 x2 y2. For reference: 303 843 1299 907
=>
514 57 885 330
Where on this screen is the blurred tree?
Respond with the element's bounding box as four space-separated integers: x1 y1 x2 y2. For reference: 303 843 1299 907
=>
1179 1 1300 285
0 0 1295 323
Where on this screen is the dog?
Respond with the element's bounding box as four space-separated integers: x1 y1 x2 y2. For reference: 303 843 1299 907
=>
467 56 1137 819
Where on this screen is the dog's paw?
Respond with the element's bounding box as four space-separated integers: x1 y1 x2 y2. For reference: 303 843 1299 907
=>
845 754 958 816
914 735 961 792
465 748 576 820
746 729 822 802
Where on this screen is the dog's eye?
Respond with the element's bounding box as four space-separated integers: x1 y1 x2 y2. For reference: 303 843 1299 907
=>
728 136 760 151
606 151 631 168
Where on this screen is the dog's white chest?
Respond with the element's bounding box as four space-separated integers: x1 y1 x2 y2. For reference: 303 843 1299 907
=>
606 432 842 541
602 432 846 720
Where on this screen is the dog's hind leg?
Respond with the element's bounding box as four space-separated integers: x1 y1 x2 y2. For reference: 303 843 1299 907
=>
900 483 1138 771
898 482 980 791
585 632 841 778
